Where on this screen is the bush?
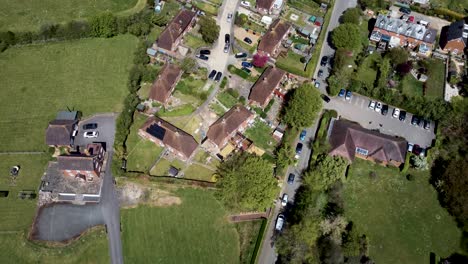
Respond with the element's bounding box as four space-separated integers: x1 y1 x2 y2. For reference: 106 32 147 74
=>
239 96 246 105
90 12 118 38
433 8 465 21
226 88 239 98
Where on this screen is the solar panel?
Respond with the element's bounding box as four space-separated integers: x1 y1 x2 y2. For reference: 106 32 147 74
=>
146 124 166 141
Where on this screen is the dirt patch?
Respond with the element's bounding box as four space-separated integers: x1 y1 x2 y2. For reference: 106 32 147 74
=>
118 181 181 208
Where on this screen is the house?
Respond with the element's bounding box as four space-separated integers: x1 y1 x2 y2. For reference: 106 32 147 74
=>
248 66 286 108
329 120 407 167
205 105 254 150
149 63 183 104
153 9 196 56
256 0 284 15
369 14 438 55
57 143 106 181
257 19 291 58
45 112 81 147
439 17 468 55
139 117 198 161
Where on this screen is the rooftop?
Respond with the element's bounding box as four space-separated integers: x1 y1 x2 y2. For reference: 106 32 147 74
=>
373 14 437 44
156 9 196 51
149 63 182 103
257 19 291 56
249 66 286 106
41 162 101 195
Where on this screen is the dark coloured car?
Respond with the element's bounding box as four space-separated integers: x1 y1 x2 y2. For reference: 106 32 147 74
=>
318 69 323 77
287 173 296 185
200 49 211 55
235 52 247 58
225 34 230 44
82 123 98 130
338 89 346 97
295 143 303 158
321 94 331 103
345 90 352 100
381 104 389 116
413 144 421 155
208 70 217 79
241 61 252 68
399 111 407 121
400 7 411 15
196 54 209 61
320 56 328 66
411 115 420 126
215 72 222 82
423 119 431 130
243 37 252 44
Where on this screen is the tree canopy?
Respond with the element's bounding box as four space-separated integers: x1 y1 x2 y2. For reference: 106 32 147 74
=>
385 47 409 66
341 8 361 24
216 153 278 211
198 16 220 44
235 13 248 27
90 12 117 38
331 23 361 51
283 83 322 128
304 154 348 191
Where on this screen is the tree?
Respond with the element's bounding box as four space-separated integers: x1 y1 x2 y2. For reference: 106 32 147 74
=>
377 58 391 88
411 155 428 170
304 154 347 191
198 16 220 44
127 22 151 37
152 13 169 27
283 83 322 128
331 23 361 51
252 53 268 68
216 153 278 211
90 12 117 38
396 61 412 76
386 47 409 66
235 13 248 27
320 216 348 245
179 57 197 73
341 8 361 24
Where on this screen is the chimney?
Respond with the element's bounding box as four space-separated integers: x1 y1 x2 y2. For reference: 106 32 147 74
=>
263 77 267 82
235 106 240 112
175 130 180 137
221 118 226 124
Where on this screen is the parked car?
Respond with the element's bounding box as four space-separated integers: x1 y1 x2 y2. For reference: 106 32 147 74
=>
215 72 222 82
314 81 320 88
317 69 323 77
381 104 388 115
223 43 230 53
400 7 411 15
320 56 328 66
300 130 307 141
84 131 99 138
281 194 288 206
287 173 296 185
275 214 285 231
407 143 414 152
295 143 303 159
227 13 232 23
338 89 346 97
419 148 426 157
243 37 252 44
411 115 420 126
235 52 247 58
345 90 352 100
368 100 376 110
208 70 217 79
196 54 209 61
375 102 382 113
413 144 421 155
241 61 252 68
225 34 230 44
241 1 251 7
241 67 251 74
82 123 98 130
423 119 431 130
399 111 407 121
392 108 400 118
200 49 211 55
321 94 331 103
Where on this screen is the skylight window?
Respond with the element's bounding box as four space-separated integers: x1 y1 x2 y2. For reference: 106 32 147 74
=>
356 147 369 156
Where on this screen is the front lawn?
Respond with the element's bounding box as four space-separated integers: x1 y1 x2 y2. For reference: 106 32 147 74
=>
184 33 208 50
210 101 227 116
343 159 461 263
217 91 238 109
424 59 445 98
121 188 239 263
244 119 274 151
0 35 139 152
193 0 219 15
276 50 306 76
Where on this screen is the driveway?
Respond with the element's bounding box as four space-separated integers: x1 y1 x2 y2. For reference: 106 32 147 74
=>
388 6 450 32
325 94 435 148
75 114 116 147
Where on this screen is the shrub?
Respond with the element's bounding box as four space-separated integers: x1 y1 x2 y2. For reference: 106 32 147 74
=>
90 12 117 38
226 88 239 98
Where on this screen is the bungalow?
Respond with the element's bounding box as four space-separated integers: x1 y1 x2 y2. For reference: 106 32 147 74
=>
57 143 106 182
45 111 80 147
257 19 291 58
439 17 468 55
205 105 254 151
248 66 286 108
256 0 284 15
153 9 196 57
148 63 183 104
139 117 198 161
329 120 407 167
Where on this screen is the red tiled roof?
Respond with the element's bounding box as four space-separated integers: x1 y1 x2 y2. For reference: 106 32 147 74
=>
256 0 275 10
257 19 290 56
249 67 286 107
149 63 182 103
156 10 196 51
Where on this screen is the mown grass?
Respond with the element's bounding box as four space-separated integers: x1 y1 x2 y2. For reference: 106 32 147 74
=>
217 91 238 109
184 33 208 50
244 119 274 151
158 104 196 117
276 50 306 76
424 59 445 98
184 164 215 182
193 0 219 15
354 53 380 88
121 188 239 264
401 75 424 97
343 159 462 264
0 0 138 31
0 35 138 152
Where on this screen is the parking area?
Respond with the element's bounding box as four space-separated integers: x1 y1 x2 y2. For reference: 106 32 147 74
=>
325 93 436 148
74 114 116 148
388 6 450 32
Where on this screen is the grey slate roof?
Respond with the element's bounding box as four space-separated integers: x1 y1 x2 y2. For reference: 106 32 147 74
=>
45 119 76 146
374 14 437 44
445 18 468 45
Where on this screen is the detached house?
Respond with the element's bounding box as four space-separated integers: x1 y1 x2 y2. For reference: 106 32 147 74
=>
257 19 291 58
249 66 286 108
45 111 80 147
149 63 183 104
439 17 468 55
139 117 198 161
153 9 196 57
205 105 254 151
57 143 106 182
256 0 284 15
329 120 407 167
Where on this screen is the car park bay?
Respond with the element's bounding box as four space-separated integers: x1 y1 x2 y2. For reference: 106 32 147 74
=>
325 93 435 148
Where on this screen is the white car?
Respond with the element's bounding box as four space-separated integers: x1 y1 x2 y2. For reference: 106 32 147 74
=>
375 102 382 113
241 1 251 7
275 214 285 231
393 108 400 118
368 100 376 110
227 13 232 23
281 194 288 206
84 131 99 138
407 143 414 152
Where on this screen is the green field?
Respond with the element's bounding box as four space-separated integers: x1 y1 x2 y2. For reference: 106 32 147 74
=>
0 35 138 152
343 159 461 263
121 188 239 263
0 0 139 31
424 59 445 98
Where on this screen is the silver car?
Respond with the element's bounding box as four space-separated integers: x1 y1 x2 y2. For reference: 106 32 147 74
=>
375 102 382 113
223 43 230 53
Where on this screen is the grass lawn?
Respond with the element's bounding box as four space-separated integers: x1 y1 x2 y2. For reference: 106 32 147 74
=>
158 104 196 117
283 9 306 27
343 159 462 264
0 0 138 31
193 0 219 15
235 37 258 54
236 220 264 264
245 119 274 151
121 188 239 263
184 164 215 182
276 50 306 76
150 158 185 176
0 35 138 152
217 91 238 109
354 53 380 88
424 59 445 98
287 0 321 15
401 75 424 97
210 101 227 116
184 33 208 50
